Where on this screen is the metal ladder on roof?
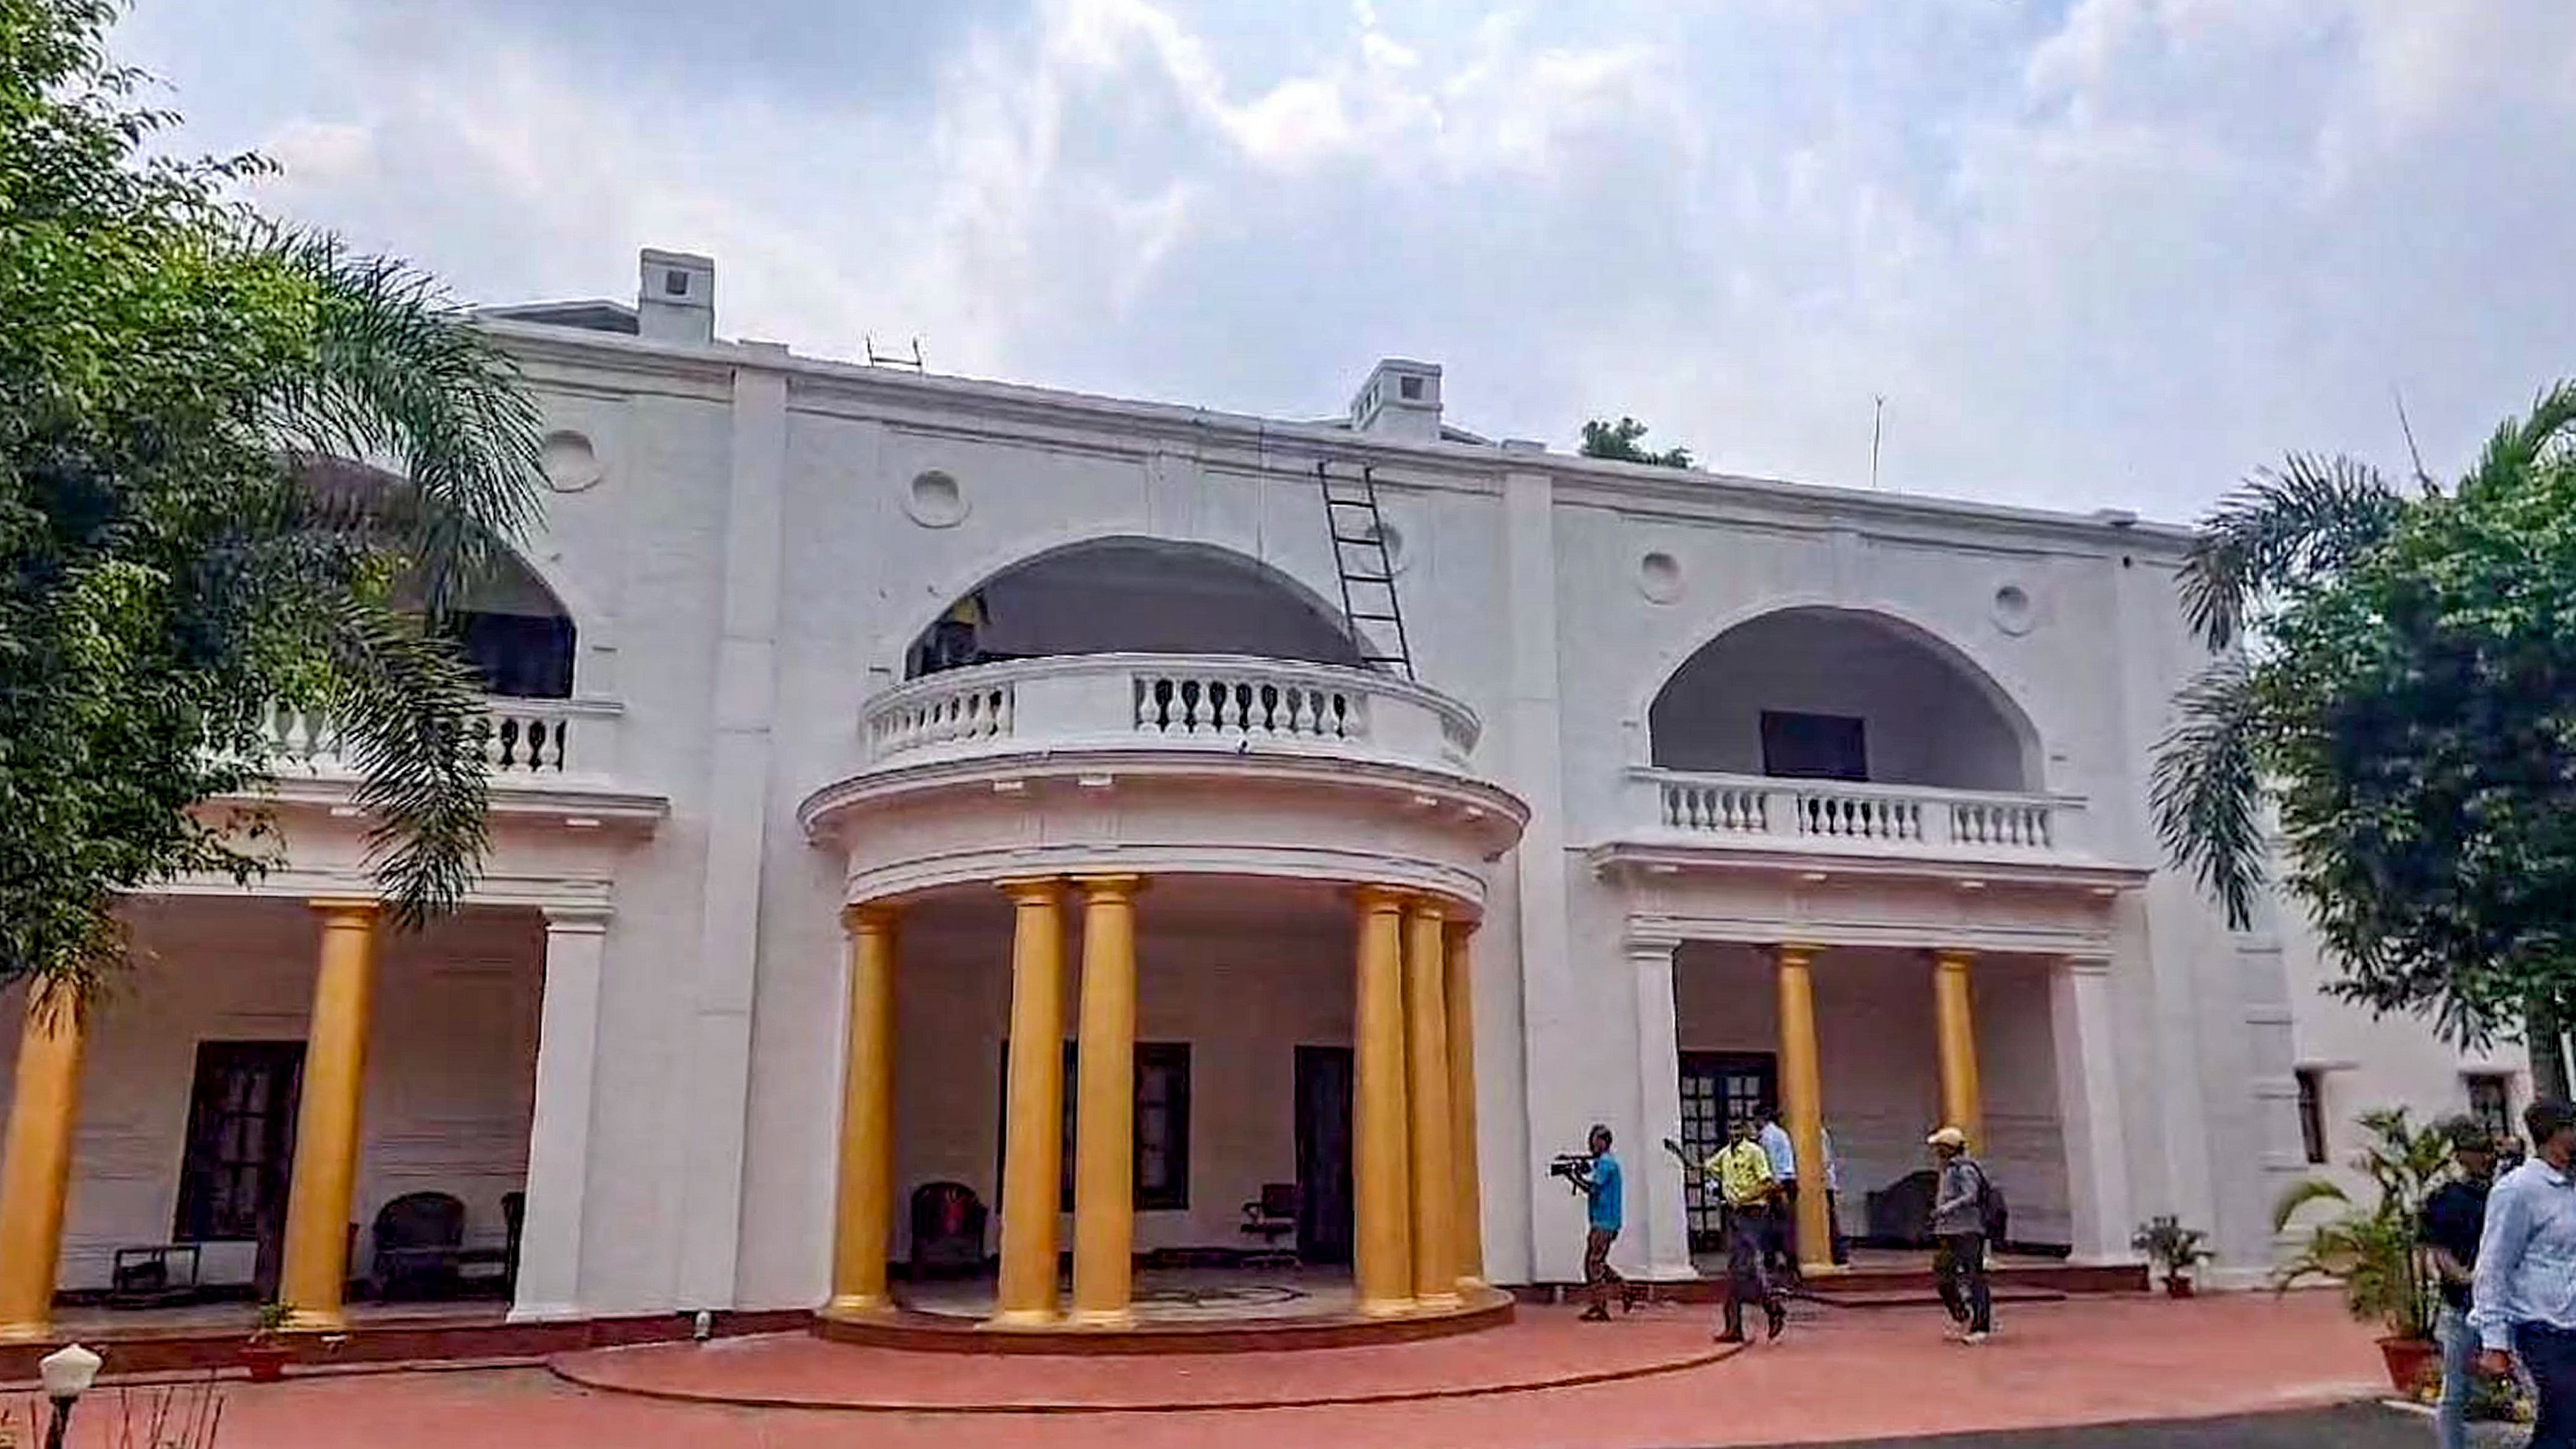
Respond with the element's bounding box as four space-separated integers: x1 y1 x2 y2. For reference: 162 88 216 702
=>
1316 461 1415 680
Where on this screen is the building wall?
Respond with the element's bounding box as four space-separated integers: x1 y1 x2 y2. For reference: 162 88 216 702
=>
12 307 2371 1315
2278 900 2525 1208
0 900 541 1291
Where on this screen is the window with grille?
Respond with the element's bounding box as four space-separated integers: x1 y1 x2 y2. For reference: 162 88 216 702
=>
173 1042 304 1242
1134 1044 1191 1211
997 1041 1193 1212
2466 1073 2514 1144
2295 1069 2328 1165
1676 1053 1776 1249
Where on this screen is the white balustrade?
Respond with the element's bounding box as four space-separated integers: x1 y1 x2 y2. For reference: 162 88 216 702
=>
858 653 1480 773
1131 669 1359 741
1789 787 1924 843
1640 768 2079 860
1950 797 2054 849
265 697 622 782
868 678 1015 757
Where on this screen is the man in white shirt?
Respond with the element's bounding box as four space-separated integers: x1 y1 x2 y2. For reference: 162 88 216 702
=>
1756 1107 1801 1283
1822 1124 1849 1267
2475 1097 2576 1448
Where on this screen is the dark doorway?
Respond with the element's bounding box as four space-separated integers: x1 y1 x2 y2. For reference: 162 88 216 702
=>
1760 710 1869 781
172 1041 306 1298
1678 1051 1777 1253
1294 1046 1355 1265
447 612 576 699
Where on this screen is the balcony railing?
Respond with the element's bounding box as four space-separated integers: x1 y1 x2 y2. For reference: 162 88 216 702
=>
861 653 1481 774
1633 768 2083 860
264 697 626 784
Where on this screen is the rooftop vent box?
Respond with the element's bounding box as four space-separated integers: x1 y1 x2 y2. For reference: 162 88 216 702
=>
637 248 715 345
1349 359 1443 441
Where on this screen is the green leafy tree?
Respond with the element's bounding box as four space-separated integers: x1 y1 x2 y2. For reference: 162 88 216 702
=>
1579 416 1693 469
2152 383 2576 1062
1 0 543 994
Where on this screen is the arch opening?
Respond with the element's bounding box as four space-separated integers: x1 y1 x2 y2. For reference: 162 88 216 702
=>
906 538 1363 680
306 456 581 700
442 552 578 699
1646 607 2041 793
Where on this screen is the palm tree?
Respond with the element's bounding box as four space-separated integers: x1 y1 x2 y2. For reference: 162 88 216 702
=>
250 233 547 919
2 0 548 999
2151 384 2576 1090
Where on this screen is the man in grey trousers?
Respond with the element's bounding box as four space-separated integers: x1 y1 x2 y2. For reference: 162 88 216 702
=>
1928 1126 1993 1344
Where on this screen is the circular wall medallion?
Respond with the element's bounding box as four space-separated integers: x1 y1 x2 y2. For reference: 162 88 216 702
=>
540 430 603 493
1991 582 2035 636
905 470 967 528
1638 551 1684 604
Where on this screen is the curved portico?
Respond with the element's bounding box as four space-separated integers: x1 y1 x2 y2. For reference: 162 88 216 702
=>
799 647 1524 1339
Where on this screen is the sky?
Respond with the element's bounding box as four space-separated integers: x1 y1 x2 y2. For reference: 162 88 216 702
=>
113 0 2576 519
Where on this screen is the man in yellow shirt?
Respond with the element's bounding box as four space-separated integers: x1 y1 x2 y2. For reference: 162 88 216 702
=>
1668 1117 1788 1342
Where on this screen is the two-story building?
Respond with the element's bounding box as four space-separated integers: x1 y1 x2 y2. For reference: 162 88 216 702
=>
0 248 2380 1348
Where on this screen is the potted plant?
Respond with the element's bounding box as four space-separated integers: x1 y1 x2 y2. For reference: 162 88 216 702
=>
241 1302 295 1383
2130 1215 2212 1297
2273 1107 2451 1395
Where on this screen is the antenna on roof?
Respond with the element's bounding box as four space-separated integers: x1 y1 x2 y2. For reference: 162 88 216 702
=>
865 335 925 372
1869 394 1885 490
2392 383 2434 494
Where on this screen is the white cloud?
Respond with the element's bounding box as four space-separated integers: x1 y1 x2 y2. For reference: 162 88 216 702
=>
109 0 2576 518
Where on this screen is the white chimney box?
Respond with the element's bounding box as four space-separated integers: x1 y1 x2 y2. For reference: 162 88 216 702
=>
637 249 714 345
1349 359 1443 441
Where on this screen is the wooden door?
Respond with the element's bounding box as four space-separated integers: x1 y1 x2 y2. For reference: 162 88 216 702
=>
172 1041 306 1297
1294 1046 1355 1265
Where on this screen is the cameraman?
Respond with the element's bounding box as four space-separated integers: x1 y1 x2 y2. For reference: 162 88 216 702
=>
1566 1124 1640 1321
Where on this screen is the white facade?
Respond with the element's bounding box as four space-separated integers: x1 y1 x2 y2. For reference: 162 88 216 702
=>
12 249 2475 1320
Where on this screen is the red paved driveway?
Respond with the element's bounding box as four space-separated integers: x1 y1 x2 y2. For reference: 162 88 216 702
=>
91 1290 2385 1449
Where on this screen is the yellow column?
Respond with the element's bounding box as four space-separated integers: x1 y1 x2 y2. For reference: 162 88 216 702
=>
1070 875 1143 1329
1774 944 1839 1278
1402 897 1459 1310
1351 886 1414 1316
991 878 1069 1327
0 984 85 1341
279 900 381 1330
1932 947 1985 1150
825 903 900 1320
1442 919 1484 1291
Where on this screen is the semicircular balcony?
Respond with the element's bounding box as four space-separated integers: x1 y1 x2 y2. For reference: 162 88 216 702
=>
799 537 1523 907
861 651 1478 774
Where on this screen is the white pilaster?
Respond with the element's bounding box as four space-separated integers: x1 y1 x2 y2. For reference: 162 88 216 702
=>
1502 461 1578 1284
1630 936 1694 1280
676 352 790 1309
512 905 614 1321
2051 953 2137 1264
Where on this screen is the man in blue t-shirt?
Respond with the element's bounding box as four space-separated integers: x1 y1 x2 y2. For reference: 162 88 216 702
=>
1576 1123 1642 1321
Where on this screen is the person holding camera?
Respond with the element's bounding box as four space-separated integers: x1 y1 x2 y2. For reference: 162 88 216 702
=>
1561 1124 1641 1321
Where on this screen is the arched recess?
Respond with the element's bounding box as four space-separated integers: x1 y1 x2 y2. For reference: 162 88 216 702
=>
903 536 1368 679
1646 606 2043 792
303 455 585 699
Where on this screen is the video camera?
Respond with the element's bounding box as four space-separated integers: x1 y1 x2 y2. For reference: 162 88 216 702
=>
1547 1153 1593 1194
